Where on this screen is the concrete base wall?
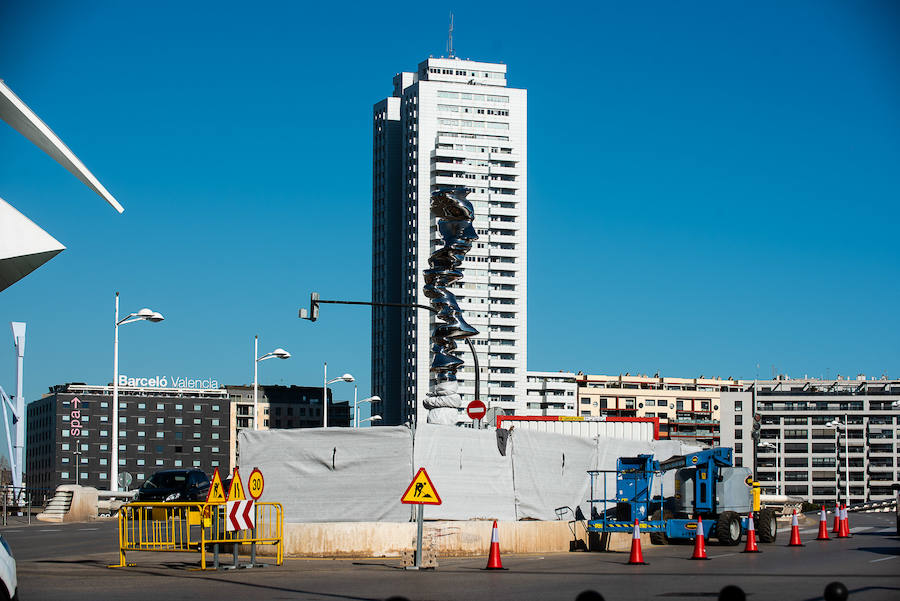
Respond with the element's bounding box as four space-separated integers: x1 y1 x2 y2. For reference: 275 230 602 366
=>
63 485 98 522
280 520 644 558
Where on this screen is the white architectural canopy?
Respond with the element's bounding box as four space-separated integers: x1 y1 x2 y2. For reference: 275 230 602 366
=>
0 79 123 291
0 198 64 292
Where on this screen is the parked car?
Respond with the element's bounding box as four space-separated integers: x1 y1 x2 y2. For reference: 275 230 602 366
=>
133 469 211 502
0 533 17 601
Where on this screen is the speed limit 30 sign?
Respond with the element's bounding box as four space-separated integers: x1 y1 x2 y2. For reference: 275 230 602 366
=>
247 467 264 500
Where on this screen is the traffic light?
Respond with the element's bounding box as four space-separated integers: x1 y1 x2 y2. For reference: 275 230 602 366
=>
298 291 320 321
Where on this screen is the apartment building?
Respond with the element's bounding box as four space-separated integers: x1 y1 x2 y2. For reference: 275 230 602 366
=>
722 376 900 505
523 371 577 416
576 374 744 446
373 56 527 425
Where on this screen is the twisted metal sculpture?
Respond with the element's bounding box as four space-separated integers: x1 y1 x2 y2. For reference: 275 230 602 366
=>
422 187 479 424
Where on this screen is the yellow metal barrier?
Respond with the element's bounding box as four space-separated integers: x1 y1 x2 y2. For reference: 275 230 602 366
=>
109 501 283 570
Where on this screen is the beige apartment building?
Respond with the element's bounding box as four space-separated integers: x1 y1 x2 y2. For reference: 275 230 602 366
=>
576 374 746 446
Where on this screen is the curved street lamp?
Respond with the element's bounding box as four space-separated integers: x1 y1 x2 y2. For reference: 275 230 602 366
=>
360 415 382 425
112 292 164 491
826 417 850 504
253 336 291 430
323 362 353 428
353 387 381 428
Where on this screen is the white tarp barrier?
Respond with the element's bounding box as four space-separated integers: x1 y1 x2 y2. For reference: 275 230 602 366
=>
239 426 412 523
239 424 707 523
509 428 597 521
412 423 516 521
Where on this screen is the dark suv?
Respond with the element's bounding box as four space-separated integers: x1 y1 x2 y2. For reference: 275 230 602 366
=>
134 469 211 502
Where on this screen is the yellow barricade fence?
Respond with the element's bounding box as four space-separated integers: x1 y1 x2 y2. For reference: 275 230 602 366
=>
109 501 283 570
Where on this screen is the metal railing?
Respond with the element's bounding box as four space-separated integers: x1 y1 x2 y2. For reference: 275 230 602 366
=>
109 501 283 570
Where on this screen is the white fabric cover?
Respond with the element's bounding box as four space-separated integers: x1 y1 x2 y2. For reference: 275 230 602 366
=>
238 426 413 523
412 423 516 520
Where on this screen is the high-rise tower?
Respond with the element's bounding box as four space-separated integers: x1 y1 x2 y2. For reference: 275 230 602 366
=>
372 57 527 425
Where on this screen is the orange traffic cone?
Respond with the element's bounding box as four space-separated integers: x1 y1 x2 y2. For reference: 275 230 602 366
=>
832 503 841 534
742 513 760 553
690 516 709 560
837 505 850 538
816 506 830 541
485 520 506 569
627 519 647 565
788 510 804 546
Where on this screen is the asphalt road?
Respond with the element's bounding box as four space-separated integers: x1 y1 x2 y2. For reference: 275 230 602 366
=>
1 512 898 601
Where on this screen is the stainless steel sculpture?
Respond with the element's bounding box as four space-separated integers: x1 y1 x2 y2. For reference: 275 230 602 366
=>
422 187 479 424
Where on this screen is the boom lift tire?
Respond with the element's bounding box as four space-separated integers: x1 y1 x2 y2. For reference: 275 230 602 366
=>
715 511 742 546
649 509 671 545
757 508 778 543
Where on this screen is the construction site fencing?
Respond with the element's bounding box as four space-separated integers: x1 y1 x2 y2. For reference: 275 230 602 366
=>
110 501 283 570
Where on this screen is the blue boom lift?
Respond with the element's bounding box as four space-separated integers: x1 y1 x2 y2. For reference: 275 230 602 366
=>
587 447 778 545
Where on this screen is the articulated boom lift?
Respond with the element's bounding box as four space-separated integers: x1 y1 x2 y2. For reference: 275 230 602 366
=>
588 447 778 546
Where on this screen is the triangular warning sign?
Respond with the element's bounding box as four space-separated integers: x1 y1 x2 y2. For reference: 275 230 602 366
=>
227 467 246 501
206 467 226 503
401 467 442 505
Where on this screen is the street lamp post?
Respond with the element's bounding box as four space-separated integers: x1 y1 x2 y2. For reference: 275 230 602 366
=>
73 449 82 485
359 415 382 425
353 385 381 428
758 441 780 494
826 416 851 504
112 292 164 492
253 336 290 430
323 362 353 428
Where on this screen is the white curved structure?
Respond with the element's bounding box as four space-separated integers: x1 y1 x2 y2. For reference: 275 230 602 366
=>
0 78 122 291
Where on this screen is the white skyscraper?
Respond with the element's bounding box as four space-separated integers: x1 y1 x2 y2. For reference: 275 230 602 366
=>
372 56 527 425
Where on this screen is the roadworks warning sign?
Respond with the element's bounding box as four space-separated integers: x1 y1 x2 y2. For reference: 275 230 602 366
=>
401 467 442 505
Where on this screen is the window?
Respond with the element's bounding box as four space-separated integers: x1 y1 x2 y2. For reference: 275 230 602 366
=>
99 458 107 465
156 417 164 424
156 432 164 438
212 433 219 440
155 445 163 453
193 418 201 425
100 430 108 437
137 431 145 437
156 403 164 410
175 404 183 410
62 443 70 451
174 459 183 467
137 459 145 466
734 415 743 425
211 460 219 467
193 446 201 453
62 457 70 464
118 459 125 465
138 403 146 409
155 459 163 466
61 472 69 479
212 405 220 411
735 401 742 411
137 417 146 425
211 419 220 426
193 432 202 439
62 430 70 438
192 460 201 467
193 405 201 411
175 418 183 425
100 473 107 480
211 446 219 453
137 445 145 451
175 432 183 440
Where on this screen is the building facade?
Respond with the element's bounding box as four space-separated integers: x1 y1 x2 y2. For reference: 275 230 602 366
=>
722 376 900 505
26 383 229 492
373 56 528 425
225 385 350 469
576 374 742 446
523 371 577 416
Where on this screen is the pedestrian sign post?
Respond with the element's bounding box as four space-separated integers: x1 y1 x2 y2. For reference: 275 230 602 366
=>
207 467 226 504
401 468 441 570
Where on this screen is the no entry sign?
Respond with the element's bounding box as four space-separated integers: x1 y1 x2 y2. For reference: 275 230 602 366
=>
466 400 487 421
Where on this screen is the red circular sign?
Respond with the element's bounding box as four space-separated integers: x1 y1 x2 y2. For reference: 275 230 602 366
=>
466 400 487 420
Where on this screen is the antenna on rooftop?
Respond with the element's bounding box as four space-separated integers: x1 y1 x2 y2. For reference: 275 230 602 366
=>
448 12 455 58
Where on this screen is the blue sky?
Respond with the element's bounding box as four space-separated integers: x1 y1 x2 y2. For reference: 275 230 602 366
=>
1 0 898 436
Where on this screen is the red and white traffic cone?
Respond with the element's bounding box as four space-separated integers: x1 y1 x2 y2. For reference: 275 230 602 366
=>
837 504 850 539
832 503 841 534
485 520 505 569
788 510 804 547
816 506 830 541
627 519 647 565
742 513 760 553
690 516 709 560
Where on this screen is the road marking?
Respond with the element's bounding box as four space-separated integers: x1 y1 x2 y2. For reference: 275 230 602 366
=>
77 527 99 531
707 553 738 559
869 556 898 563
39 529 61 532
850 526 874 533
1 530 22 533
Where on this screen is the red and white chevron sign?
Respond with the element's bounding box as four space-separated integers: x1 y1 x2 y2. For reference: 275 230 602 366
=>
226 499 255 531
